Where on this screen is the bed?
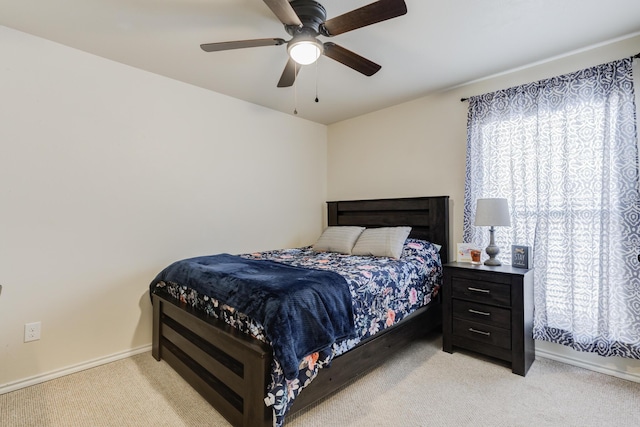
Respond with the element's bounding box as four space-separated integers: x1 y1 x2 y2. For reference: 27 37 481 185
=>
150 196 450 426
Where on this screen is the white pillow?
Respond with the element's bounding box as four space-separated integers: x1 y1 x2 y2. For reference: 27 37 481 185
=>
352 227 412 259
312 226 365 254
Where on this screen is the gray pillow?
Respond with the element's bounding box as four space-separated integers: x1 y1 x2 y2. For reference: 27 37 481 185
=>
312 226 365 254
352 227 412 259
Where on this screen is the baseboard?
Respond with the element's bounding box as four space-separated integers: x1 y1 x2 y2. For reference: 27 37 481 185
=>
0 344 152 395
535 347 640 383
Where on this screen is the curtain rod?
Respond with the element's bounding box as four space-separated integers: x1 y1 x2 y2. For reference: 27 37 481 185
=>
460 52 640 102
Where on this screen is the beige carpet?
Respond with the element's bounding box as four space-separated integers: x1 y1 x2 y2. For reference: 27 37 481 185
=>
2 333 639 426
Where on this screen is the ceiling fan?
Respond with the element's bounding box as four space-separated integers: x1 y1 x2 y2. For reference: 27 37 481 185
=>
200 0 407 88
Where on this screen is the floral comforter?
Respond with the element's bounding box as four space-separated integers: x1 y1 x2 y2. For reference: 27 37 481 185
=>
151 238 442 426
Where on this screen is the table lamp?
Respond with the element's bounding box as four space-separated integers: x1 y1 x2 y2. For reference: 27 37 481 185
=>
474 198 511 266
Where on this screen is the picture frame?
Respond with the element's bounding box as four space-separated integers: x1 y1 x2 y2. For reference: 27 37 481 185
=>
511 245 531 269
457 243 475 263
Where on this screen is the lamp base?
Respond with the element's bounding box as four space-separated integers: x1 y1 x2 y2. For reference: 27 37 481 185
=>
484 257 502 266
484 230 502 266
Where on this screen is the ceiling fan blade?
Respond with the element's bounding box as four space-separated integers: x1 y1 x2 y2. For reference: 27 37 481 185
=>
277 58 301 87
323 42 381 76
322 0 407 36
263 0 303 27
200 38 286 52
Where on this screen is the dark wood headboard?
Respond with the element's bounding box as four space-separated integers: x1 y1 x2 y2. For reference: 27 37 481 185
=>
326 196 450 263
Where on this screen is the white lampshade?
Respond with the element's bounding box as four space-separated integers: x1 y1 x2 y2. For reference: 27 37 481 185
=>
474 198 511 227
288 38 323 65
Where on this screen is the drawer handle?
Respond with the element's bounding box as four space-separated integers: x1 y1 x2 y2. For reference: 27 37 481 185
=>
468 309 491 316
469 328 491 336
468 287 490 294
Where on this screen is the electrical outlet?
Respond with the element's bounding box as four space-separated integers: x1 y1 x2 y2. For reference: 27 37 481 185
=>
24 322 41 342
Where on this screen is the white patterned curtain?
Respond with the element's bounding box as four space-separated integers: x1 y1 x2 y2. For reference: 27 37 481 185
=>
463 57 640 358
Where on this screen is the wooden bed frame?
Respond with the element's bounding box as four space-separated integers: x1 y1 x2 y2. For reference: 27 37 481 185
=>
152 196 450 426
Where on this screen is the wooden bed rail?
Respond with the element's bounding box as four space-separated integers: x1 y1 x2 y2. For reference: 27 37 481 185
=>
287 300 442 416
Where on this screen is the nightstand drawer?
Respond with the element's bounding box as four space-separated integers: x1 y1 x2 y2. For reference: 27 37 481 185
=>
451 277 511 306
453 319 511 349
452 299 511 329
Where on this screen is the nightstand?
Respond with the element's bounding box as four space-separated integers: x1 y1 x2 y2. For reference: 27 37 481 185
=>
442 262 534 376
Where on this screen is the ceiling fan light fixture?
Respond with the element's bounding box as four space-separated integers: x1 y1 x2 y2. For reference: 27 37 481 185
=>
288 38 323 65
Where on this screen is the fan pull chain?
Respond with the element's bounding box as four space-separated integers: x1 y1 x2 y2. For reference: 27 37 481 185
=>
293 62 298 115
315 59 319 103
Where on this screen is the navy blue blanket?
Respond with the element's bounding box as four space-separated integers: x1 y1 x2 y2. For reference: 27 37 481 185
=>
150 254 356 380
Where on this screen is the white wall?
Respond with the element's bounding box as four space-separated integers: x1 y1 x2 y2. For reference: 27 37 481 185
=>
0 26 327 389
327 34 640 381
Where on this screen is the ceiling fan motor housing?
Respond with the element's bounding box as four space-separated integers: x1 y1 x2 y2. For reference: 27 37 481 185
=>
285 0 327 36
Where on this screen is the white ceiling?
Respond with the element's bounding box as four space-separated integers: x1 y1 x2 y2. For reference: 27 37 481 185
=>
2 0 639 124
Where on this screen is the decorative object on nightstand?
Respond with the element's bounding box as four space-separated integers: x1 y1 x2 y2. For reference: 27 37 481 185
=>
470 248 482 265
456 243 475 262
442 262 535 376
511 245 531 269
474 198 511 266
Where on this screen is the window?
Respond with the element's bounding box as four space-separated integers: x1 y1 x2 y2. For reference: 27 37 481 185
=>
463 57 640 358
